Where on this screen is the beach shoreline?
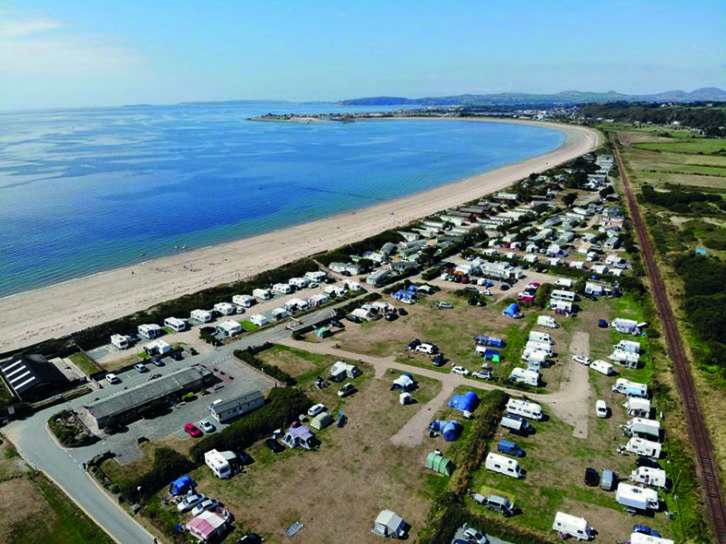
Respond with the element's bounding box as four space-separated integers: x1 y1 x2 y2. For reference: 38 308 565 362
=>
0 119 600 353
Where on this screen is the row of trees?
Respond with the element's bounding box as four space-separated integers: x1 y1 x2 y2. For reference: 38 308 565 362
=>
641 183 724 214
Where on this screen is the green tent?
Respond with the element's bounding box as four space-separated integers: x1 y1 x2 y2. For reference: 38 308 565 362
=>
425 451 455 476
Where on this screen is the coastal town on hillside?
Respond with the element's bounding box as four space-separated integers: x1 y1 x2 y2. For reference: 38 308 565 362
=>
1 139 706 544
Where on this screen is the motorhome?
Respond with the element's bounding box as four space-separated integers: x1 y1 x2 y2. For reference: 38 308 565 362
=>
552 512 593 541
590 360 614 376
612 379 648 398
551 289 576 302
501 413 534 436
204 449 237 479
631 467 667 489
537 315 558 328
625 437 662 458
272 283 293 295
616 483 659 512
610 350 640 368
110 334 131 350
616 339 641 353
509 368 540 387
506 398 543 421
528 331 553 344
213 302 237 316
485 453 523 479
190 309 213 323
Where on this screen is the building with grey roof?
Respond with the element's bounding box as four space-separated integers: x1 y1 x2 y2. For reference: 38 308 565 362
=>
87 365 213 428
208 390 264 423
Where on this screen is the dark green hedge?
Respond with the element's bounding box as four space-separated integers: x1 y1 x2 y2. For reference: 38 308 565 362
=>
121 447 194 502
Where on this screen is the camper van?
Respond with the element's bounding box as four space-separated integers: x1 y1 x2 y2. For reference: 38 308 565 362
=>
626 437 662 458
501 413 534 436
552 512 593 541
590 360 615 376
626 397 651 418
631 467 667 489
628 418 661 441
610 350 640 368
528 331 553 344
509 368 540 387
551 289 576 302
497 439 525 457
616 483 659 512
525 340 553 356
537 315 559 329
485 452 523 479
506 398 543 421
616 339 641 353
204 449 237 479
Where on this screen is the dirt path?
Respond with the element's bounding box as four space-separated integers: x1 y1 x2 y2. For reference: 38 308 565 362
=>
389 384 455 447
545 331 592 439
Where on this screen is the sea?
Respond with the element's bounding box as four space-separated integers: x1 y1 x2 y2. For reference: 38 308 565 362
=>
0 102 565 297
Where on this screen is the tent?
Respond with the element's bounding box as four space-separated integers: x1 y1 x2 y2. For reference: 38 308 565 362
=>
503 303 521 318
484 349 501 362
186 511 227 541
392 374 415 391
168 476 195 496
399 392 413 405
311 412 334 430
448 391 479 413
430 420 463 441
425 451 455 476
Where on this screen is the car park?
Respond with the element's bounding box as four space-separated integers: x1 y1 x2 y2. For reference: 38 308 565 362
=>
177 493 205 512
199 419 216 433
451 365 469 376
184 423 203 438
105 373 120 384
584 467 599 487
307 403 326 417
192 498 220 516
264 438 285 453
573 354 591 366
133 363 149 373
338 383 355 397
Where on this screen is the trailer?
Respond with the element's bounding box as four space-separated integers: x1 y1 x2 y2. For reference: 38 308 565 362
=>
537 315 559 329
610 350 640 368
615 483 659 512
626 437 662 458
625 397 651 418
501 413 534 436
552 512 593 541
612 378 648 398
506 398 543 421
631 467 668 489
628 418 661 441
525 340 553 355
590 360 615 376
474 334 506 348
612 317 641 335
521 350 548 367
509 367 540 387
485 452 523 479
551 289 576 302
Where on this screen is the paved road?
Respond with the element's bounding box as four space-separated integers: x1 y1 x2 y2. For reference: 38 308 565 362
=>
4 409 154 544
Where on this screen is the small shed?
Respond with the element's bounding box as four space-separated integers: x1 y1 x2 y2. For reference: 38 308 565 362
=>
425 451 455 476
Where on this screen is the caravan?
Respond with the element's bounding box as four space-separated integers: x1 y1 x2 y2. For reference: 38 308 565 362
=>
509 368 540 387
506 398 543 421
204 449 237 479
626 437 662 458
528 331 553 344
610 350 640 368
501 413 534 436
612 379 648 398
616 483 659 512
627 418 661 441
537 315 559 329
590 360 615 376
525 340 553 356
551 289 576 302
631 467 667 489
485 452 523 478
626 397 651 418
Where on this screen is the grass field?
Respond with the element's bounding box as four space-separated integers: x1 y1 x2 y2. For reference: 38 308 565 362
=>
68 351 100 376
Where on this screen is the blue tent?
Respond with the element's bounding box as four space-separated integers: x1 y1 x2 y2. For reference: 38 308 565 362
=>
441 421 463 441
484 349 500 362
168 476 194 496
503 303 521 318
448 391 479 413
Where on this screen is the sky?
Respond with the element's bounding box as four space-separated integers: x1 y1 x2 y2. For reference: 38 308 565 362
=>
1 0 724 110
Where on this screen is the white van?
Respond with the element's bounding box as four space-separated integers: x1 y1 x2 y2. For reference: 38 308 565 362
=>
506 398 543 421
537 315 558 328
485 452 523 478
528 331 553 345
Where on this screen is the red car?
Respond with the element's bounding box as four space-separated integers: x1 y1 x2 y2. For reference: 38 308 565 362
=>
184 423 203 438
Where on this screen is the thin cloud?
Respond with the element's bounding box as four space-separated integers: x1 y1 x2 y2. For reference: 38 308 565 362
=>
0 14 145 76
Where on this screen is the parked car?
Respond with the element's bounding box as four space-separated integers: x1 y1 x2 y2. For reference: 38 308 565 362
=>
105 373 120 384
238 534 264 544
133 363 149 373
598 319 609 328
407 338 422 350
432 353 445 367
635 457 662 469
345 314 362 324
151 357 165 366
170 350 184 361
632 525 661 537
500 284 511 291
584 467 599 487
177 493 205 512
307 403 326 417
338 383 355 397
398 308 408 316
415 343 438 355
237 451 254 465
472 370 493 380
184 423 203 438
451 365 469 376
384 312 398 322
192 498 220 516
436 301 454 309
199 419 216 433
264 438 285 453
572 354 591 366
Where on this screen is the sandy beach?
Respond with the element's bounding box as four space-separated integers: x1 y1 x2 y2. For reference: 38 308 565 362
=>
0 119 600 353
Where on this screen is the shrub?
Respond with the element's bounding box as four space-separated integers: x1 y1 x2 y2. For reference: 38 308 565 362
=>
121 447 194 502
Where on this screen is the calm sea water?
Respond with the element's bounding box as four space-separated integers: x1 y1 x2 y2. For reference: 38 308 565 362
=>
0 103 564 296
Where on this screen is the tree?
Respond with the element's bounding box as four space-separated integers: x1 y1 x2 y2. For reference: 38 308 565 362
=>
563 193 578 207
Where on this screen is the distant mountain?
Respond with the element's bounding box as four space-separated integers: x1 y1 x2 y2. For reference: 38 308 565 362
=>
340 88 726 107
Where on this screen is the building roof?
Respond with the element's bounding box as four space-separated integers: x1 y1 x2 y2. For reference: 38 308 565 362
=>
0 354 67 399
210 390 264 414
87 365 211 422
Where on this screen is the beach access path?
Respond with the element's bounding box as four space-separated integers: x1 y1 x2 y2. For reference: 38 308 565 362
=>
0 120 599 353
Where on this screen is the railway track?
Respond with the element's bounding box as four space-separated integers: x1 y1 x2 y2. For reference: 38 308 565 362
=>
611 133 726 542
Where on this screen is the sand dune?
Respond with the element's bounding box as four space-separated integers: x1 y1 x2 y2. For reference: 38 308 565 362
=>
0 119 600 352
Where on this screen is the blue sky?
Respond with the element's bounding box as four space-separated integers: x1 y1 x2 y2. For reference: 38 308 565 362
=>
1 0 724 109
